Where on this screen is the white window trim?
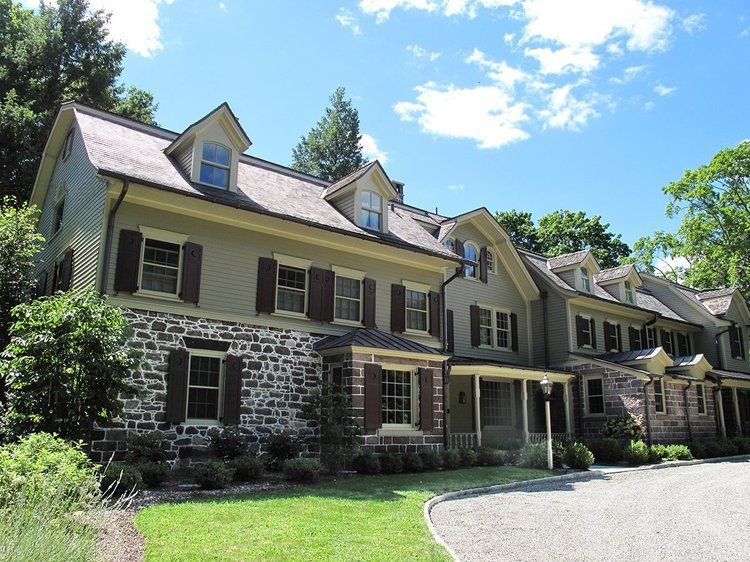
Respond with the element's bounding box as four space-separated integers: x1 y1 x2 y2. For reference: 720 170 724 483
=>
486 248 498 275
134 226 189 302
197 141 232 190
359 190 384 233
630 324 644 350
273 253 311 319
583 374 605 417
403 279 430 335
379 366 420 432
463 241 480 281
185 348 226 426
478 304 512 351
696 383 707 416
654 379 667 414
580 267 591 293
606 319 621 352
623 281 635 304
332 265 365 327
579 313 594 349
645 326 657 348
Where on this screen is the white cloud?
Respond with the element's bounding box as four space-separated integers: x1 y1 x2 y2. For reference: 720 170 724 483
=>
654 82 676 96
539 84 600 130
524 45 599 74
741 26 750 38
447 184 465 190
606 41 624 56
394 82 530 149
218 2 227 11
465 49 528 88
359 0 438 23
610 64 647 85
360 133 388 163
336 8 363 35
682 13 705 34
644 100 655 110
504 32 515 45
407 44 441 61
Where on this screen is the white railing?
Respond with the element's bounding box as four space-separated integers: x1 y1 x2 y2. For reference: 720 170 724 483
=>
448 433 478 449
528 432 572 444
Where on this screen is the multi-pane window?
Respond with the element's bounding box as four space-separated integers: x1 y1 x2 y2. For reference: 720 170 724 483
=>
335 276 361 322
496 311 510 349
187 354 223 421
645 327 656 348
479 308 493 346
199 142 231 189
661 330 674 355
141 239 181 294
581 267 591 292
586 377 604 415
276 265 307 314
464 244 478 278
381 369 413 426
677 333 691 357
654 379 666 413
696 383 706 415
624 281 634 304
479 307 512 349
360 191 382 230
480 380 512 426
406 289 428 332
580 316 593 347
486 250 495 274
53 200 65 234
631 326 643 350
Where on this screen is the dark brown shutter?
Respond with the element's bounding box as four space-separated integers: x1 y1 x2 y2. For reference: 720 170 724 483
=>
308 266 326 321
222 355 242 425
739 328 745 359
363 278 377 328
166 349 189 424
677 333 687 356
446 309 455 353
256 257 277 313
470 304 481 347
59 248 73 291
114 229 142 293
575 315 585 348
629 327 640 350
479 247 488 283
603 321 612 349
589 318 597 349
616 324 623 352
428 291 441 337
510 312 519 352
180 242 203 304
391 284 406 333
641 327 649 347
37 271 47 297
660 329 672 354
322 269 335 322
419 368 434 431
456 240 465 277
364 363 382 431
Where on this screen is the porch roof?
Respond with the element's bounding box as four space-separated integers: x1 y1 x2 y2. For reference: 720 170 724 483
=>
706 369 750 383
449 356 569 375
314 328 444 357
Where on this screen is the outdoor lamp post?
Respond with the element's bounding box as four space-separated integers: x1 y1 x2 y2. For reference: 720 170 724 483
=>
540 374 554 470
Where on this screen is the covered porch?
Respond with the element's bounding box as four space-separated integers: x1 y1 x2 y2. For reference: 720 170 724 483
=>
446 360 575 448
709 369 750 438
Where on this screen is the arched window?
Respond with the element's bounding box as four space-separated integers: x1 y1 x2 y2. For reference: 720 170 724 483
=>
445 239 455 252
360 191 382 230
486 249 495 274
200 142 231 188
464 243 478 278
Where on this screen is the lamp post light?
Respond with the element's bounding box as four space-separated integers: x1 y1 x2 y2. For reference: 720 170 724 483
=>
540 374 554 470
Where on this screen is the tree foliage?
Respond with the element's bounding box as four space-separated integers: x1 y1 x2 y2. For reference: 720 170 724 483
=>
494 210 540 252
0 0 158 202
0 288 138 440
291 87 366 182
624 231 685 282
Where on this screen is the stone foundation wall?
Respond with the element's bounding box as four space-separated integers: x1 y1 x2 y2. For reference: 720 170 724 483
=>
90 308 322 464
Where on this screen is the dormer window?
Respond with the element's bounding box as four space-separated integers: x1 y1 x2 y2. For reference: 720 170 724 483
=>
580 267 591 292
199 143 231 189
445 239 455 252
360 191 382 231
624 281 634 304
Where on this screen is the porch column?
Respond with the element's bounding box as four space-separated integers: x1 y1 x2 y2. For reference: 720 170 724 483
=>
733 387 743 436
717 387 727 439
473 375 482 447
522 379 529 443
564 381 573 436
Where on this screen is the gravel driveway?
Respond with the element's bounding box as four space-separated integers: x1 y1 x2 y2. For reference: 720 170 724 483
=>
431 460 750 561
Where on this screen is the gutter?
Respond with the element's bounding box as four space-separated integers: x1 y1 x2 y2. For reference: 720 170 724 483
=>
440 265 464 448
99 180 129 295
643 373 654 446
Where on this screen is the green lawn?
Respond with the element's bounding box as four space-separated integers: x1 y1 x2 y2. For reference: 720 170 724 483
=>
135 466 550 561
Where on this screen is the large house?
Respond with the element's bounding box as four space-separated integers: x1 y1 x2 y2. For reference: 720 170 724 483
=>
29 102 750 463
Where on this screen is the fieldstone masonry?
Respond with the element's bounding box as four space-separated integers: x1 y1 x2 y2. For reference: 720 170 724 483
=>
90 308 323 464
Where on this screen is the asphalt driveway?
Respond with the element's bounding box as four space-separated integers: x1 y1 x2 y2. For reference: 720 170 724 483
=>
430 460 750 561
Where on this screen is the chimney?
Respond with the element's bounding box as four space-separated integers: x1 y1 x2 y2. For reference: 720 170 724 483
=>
391 181 405 203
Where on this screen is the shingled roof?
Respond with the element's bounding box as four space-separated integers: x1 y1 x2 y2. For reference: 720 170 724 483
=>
696 288 736 315
594 264 637 283
547 250 591 270
314 328 443 355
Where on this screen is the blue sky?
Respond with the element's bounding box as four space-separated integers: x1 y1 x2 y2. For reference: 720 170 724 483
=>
33 0 750 246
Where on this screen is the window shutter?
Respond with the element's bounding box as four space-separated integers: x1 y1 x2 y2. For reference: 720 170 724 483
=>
739 327 746 359
470 304 480 348
36 271 47 297
114 229 142 293
603 321 612 349
616 324 623 352
456 240 465 277
59 248 74 291
322 269 335 323
428 291 441 337
677 333 687 357
391 284 406 333
364 363 382 431
308 266 326 321
575 315 585 348
447 309 455 353
256 257 277 313
660 329 672 354
589 318 597 349
222 355 242 425
362 278 377 328
180 242 203 304
419 368 435 431
479 247 488 283
166 349 189 424
629 327 640 350
510 312 519 352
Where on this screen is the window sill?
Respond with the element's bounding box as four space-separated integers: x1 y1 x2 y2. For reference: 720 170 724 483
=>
185 419 222 426
378 428 423 437
133 290 183 303
583 414 606 419
333 319 363 328
272 310 308 320
404 329 431 338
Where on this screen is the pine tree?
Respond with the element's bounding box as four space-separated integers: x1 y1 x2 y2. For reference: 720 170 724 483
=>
291 87 366 182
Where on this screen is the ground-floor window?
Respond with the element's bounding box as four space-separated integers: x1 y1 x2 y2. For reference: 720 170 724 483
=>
480 380 513 427
654 379 666 414
696 383 706 415
381 369 415 427
187 351 225 422
585 376 604 415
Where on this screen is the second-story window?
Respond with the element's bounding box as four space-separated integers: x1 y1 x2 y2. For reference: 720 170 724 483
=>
335 276 361 322
360 191 382 231
405 288 428 332
141 239 181 295
464 243 478 278
200 142 231 189
486 249 495 274
276 264 307 314
53 199 65 235
645 326 656 348
624 281 634 304
580 267 591 292
479 308 493 346
496 311 510 349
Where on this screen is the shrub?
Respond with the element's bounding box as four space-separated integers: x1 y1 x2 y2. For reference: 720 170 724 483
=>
230 454 264 482
715 439 739 457
208 426 249 461
419 448 443 471
459 448 478 467
518 443 548 469
441 449 462 470
126 432 168 464
265 431 303 471
601 414 644 441
622 440 650 465
564 442 594 470
731 436 750 455
378 453 403 474
586 438 623 464
499 449 520 466
135 462 171 487
494 438 523 450
351 450 381 475
193 461 234 489
477 447 504 467
688 441 707 459
649 444 668 464
664 444 693 461
552 440 566 469
283 458 323 483
401 452 424 473
101 462 143 496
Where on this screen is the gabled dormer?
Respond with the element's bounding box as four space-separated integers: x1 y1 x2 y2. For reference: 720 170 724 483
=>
322 160 398 234
594 264 643 304
547 250 600 294
164 102 251 192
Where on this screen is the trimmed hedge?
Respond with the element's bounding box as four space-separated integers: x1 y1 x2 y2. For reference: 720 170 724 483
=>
283 458 323 483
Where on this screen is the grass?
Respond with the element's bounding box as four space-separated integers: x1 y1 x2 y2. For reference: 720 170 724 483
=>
135 466 550 561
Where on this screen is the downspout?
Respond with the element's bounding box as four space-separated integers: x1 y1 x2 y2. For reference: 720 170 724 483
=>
99 180 130 295
541 291 549 368
440 265 464 449
643 373 654 446
683 379 693 442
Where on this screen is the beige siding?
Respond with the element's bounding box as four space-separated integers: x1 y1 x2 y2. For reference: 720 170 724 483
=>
330 192 356 223
106 201 443 345
34 120 107 290
530 292 569 367
174 144 193 177
445 223 530 365
558 269 576 289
